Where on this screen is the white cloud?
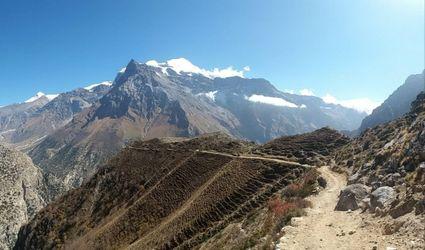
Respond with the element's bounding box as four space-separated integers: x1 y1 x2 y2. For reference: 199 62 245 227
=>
246 94 302 108
299 89 315 96
197 91 218 101
284 89 295 94
146 58 250 79
322 94 381 114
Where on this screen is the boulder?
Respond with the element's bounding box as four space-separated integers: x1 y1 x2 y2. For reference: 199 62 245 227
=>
370 186 396 211
335 184 369 211
317 176 327 188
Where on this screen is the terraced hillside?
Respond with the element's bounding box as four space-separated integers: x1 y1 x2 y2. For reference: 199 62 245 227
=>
15 134 312 249
255 127 350 165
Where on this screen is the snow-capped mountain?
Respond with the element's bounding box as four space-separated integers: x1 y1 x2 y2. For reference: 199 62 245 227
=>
28 58 366 195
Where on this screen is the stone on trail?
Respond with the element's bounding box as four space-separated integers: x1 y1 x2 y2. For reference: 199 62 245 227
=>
335 184 369 211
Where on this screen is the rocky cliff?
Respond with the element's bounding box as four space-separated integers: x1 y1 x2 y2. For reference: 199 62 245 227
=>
0 144 46 250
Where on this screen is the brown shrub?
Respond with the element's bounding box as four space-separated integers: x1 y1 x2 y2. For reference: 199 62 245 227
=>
267 197 312 219
283 169 320 198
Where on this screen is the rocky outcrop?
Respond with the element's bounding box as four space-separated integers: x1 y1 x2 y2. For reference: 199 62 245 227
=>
0 144 46 250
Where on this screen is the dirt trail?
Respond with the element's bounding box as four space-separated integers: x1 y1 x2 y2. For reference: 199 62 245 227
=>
127 147 312 167
198 150 312 167
276 166 405 250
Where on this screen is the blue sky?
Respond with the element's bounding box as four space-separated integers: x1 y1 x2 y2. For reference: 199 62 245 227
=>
0 0 423 109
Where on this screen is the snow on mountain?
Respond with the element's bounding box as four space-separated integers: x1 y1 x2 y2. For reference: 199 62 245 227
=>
25 92 59 103
145 58 250 79
84 81 113 92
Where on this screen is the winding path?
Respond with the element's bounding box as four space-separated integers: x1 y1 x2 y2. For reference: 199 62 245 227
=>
276 166 406 250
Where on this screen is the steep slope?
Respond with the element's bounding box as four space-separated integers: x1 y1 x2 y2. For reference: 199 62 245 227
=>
15 134 311 249
0 84 111 150
335 92 425 216
0 144 46 250
336 92 425 187
359 70 424 132
28 59 364 196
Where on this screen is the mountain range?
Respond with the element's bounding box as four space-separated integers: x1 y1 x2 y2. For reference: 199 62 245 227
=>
1 58 364 195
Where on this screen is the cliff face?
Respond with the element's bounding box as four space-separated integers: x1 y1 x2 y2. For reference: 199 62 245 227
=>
0 144 46 250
